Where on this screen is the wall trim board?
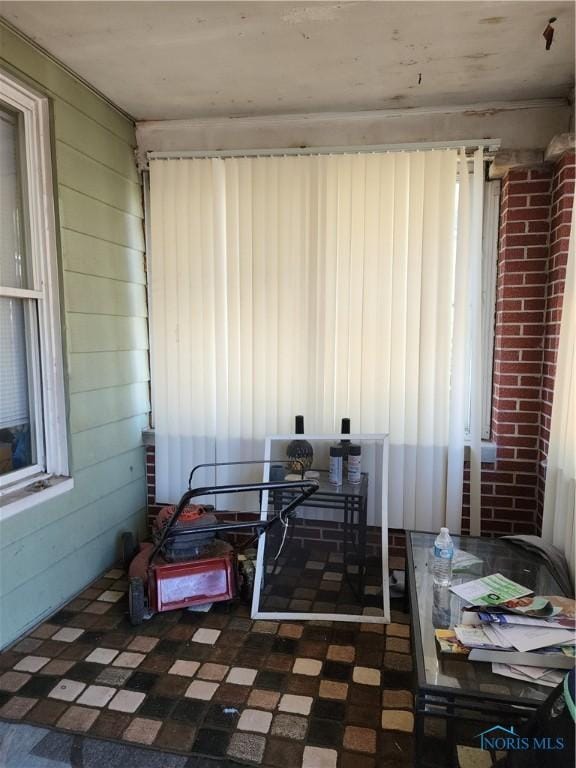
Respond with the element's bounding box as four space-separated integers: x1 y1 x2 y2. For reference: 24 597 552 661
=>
136 99 572 167
140 98 569 130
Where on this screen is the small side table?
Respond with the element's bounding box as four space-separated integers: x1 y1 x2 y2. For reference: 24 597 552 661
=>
268 470 369 596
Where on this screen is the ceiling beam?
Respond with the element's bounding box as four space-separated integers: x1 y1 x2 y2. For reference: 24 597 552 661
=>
136 99 571 170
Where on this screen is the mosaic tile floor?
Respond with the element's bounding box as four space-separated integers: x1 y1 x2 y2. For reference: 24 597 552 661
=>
0 564 419 767
0 721 193 767
260 538 386 617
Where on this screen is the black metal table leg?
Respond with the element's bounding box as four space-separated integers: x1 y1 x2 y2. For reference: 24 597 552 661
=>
343 495 349 569
414 699 425 768
446 697 457 768
358 495 368 598
403 558 410 613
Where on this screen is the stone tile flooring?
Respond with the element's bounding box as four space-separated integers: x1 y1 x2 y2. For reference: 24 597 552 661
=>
0 565 494 767
0 720 194 767
0 565 418 766
259 534 385 618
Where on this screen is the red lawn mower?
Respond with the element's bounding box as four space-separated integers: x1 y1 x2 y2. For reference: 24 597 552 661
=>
122 461 318 625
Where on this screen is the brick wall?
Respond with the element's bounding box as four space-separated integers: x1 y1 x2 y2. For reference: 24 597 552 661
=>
473 166 555 537
537 151 576 530
462 154 573 539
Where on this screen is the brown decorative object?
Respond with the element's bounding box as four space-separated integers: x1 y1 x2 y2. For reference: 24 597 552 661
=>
286 415 314 472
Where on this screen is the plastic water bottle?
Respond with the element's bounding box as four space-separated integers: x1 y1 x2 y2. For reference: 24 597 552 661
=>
433 527 454 587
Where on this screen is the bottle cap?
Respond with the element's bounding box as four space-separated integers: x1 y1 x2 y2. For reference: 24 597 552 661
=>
349 444 361 455
295 415 304 434
330 446 343 457
440 527 449 534
341 418 351 434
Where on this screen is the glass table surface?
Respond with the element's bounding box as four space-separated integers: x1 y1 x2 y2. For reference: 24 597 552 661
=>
408 531 566 705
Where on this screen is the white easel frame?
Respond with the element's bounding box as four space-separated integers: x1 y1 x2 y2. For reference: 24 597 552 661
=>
251 433 390 623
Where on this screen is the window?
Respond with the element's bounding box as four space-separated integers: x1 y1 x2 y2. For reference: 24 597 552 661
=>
0 70 69 506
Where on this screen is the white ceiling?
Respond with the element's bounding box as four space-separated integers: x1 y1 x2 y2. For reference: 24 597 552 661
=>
1 1 574 121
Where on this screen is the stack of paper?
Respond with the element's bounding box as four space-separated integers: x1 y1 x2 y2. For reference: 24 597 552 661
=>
492 663 565 688
434 577 576 682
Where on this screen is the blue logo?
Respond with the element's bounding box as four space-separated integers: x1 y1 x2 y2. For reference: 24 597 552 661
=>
476 725 565 751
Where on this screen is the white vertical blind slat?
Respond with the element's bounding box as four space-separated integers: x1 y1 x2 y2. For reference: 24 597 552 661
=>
542 202 575 581
446 149 471 533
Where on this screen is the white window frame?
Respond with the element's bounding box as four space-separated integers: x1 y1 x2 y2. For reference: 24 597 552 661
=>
0 70 70 502
481 179 500 440
462 176 499 444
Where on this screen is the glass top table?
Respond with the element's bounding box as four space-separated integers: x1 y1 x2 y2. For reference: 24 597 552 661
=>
406 531 567 766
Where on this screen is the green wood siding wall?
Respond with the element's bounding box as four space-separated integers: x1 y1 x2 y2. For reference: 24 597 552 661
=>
0 23 149 647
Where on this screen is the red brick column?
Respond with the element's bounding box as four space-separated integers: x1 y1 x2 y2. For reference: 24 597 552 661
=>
537 151 575 530
479 167 553 535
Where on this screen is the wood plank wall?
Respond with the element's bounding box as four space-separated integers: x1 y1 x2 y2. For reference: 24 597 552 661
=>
0 22 149 647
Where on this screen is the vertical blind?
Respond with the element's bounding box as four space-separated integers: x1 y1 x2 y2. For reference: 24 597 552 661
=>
149 149 483 531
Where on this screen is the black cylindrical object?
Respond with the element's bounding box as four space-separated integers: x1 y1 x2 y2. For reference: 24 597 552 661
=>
287 415 314 472
340 417 351 468
329 445 343 485
348 444 362 484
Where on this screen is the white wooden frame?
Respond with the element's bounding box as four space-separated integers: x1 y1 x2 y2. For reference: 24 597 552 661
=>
251 433 390 624
0 69 69 491
481 179 500 440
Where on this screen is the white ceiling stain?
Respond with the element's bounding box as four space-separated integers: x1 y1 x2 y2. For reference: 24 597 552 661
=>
281 4 342 24
0 1 574 121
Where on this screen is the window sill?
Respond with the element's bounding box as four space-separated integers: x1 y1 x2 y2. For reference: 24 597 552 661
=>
0 475 74 520
142 428 155 447
464 441 497 464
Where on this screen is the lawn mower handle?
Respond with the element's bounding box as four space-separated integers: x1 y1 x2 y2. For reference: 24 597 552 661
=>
188 459 306 489
148 478 319 565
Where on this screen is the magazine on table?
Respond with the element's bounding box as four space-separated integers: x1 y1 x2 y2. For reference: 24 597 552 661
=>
477 612 576 630
449 573 533 607
491 595 575 621
434 629 470 655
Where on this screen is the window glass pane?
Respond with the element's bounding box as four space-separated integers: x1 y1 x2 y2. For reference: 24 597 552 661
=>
0 297 34 475
0 106 27 289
